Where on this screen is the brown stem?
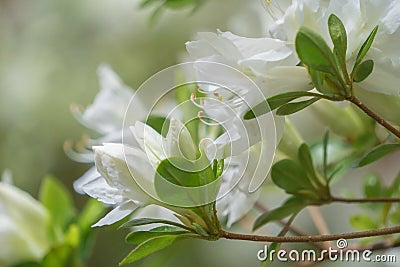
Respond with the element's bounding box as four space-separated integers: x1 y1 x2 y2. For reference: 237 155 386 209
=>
332 196 400 203
348 96 400 139
219 226 400 243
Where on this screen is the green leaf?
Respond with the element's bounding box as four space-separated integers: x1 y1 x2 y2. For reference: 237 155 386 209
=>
253 197 307 230
244 92 324 119
352 25 379 77
295 27 336 74
120 218 188 230
363 174 384 198
165 0 199 9
212 159 224 178
388 172 400 197
353 59 374 82
156 157 215 187
298 144 319 185
154 157 219 205
39 176 75 231
126 226 187 245
77 199 105 235
120 236 178 265
276 97 320 115
350 214 378 230
191 222 209 236
41 244 75 267
328 14 348 76
145 116 170 138
357 144 400 167
271 159 314 194
260 242 281 266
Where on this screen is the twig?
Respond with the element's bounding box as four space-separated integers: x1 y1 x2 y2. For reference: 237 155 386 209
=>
219 226 400 243
331 196 400 203
348 96 400 139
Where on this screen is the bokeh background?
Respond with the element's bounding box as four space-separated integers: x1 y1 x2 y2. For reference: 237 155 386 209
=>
0 0 398 266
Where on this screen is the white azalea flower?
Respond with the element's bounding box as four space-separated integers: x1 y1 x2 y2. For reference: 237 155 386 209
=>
69 64 147 194
71 64 146 136
186 30 312 97
267 0 400 97
90 115 271 227
0 176 51 266
89 143 154 227
88 119 197 226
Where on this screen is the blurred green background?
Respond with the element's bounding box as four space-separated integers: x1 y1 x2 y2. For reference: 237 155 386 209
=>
0 0 268 266
0 1 396 267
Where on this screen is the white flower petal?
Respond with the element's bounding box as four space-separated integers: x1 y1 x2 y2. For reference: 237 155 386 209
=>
74 65 146 135
165 118 197 160
257 66 313 96
73 167 100 194
93 143 152 204
0 183 51 264
80 176 124 205
131 121 166 166
92 200 138 227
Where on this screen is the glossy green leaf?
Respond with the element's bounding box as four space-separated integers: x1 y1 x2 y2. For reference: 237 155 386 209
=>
308 68 327 94
353 59 374 82
244 91 324 119
120 236 178 265
357 144 400 167
126 226 187 245
253 198 307 230
156 157 215 187
276 97 320 115
271 159 314 194
298 144 319 184
350 214 378 230
328 14 348 76
295 27 336 74
120 218 188 230
39 176 75 231
352 25 379 77
154 157 219 205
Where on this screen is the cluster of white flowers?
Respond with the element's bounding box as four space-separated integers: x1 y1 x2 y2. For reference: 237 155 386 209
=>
70 0 400 229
